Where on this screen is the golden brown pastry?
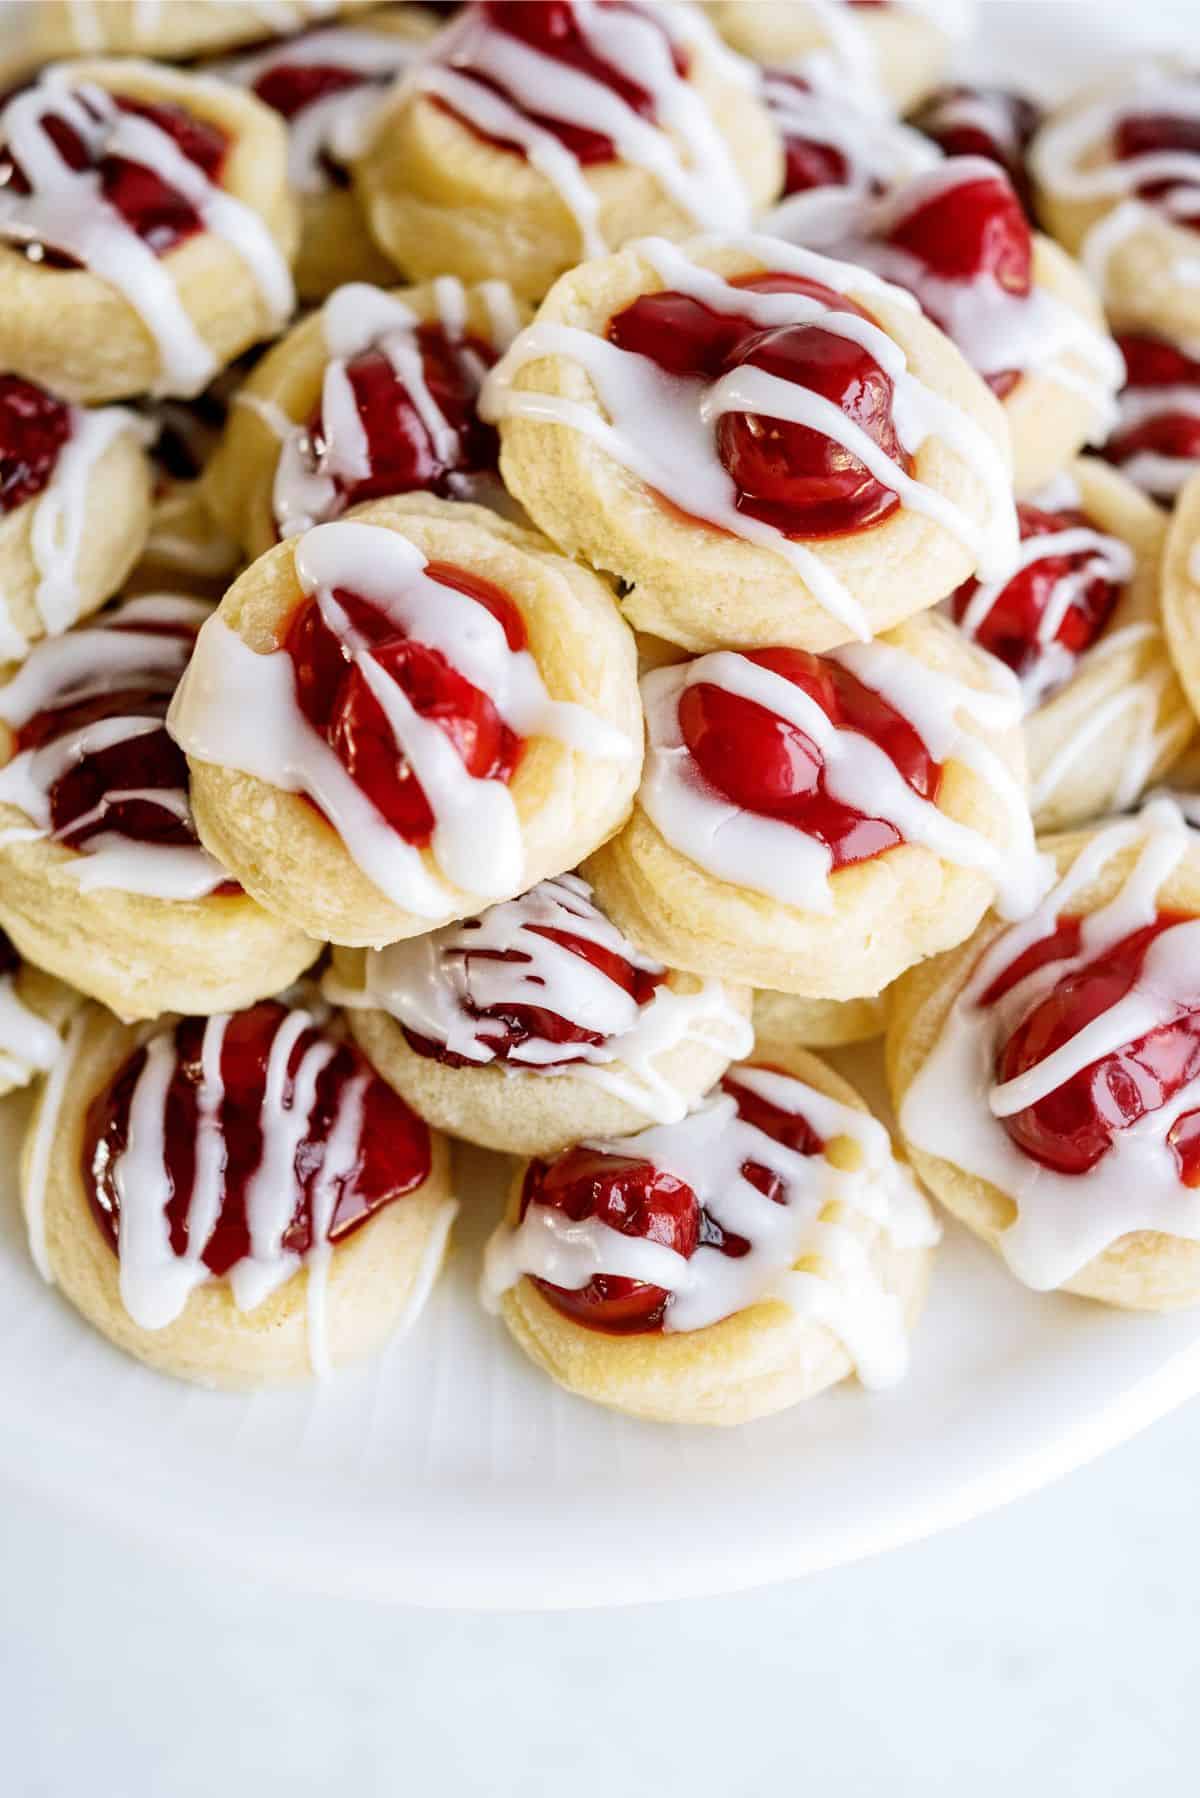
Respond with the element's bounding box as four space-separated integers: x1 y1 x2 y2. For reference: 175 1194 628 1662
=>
486 232 1017 653
171 494 644 946
6 0 377 69
752 987 887 1053
482 1040 939 1424
889 795 1200 1309
0 61 298 402
326 869 753 1154
352 0 783 301
586 609 1042 1000
21 992 455 1387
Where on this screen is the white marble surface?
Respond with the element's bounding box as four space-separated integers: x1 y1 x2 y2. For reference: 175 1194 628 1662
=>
2 1398 1197 1795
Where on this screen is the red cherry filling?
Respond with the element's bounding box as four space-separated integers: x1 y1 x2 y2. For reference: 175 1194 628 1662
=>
522 1065 827 1333
0 374 72 513
83 1001 433 1277
763 72 852 197
1104 331 1200 472
284 565 525 843
882 168 1031 398
403 921 666 1068
252 59 367 122
303 326 499 517
949 502 1122 685
436 0 687 166
1114 110 1200 224
0 92 229 261
607 272 909 538
992 913 1200 1184
913 85 1041 212
677 646 940 869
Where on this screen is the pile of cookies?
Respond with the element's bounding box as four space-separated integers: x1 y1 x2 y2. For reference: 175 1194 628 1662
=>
4 0 1200 1427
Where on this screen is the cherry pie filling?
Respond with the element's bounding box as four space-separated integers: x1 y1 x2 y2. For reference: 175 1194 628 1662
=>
1104 331 1200 470
283 565 526 843
299 324 500 516
677 646 942 869
912 85 1040 211
949 501 1123 686
520 1067 824 1333
986 913 1200 1184
12 615 237 882
402 921 666 1068
607 272 911 538
1113 108 1200 226
0 374 72 513
251 52 380 187
879 169 1032 399
433 0 687 166
82 1001 433 1277
0 91 230 265
763 71 855 198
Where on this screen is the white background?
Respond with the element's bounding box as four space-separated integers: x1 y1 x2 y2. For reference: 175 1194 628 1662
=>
4 3 1200 1791
2 1403 1197 1794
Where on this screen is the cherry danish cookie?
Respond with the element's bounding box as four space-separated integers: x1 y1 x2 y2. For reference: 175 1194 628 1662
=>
0 593 320 1020
0 61 298 402
949 456 1191 832
221 10 440 303
912 83 1041 212
584 608 1042 999
351 0 784 302
760 61 939 212
326 870 753 1155
752 987 887 1054
768 159 1124 498
482 1041 939 1424
204 276 528 561
889 796 1200 1309
1159 468 1200 731
1102 329 1200 505
21 993 455 1387
0 377 153 659
169 495 644 947
1031 62 1200 346
702 1 960 117
486 232 1017 654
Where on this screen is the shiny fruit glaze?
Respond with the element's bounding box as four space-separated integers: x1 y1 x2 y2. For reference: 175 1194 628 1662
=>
12 612 230 870
284 565 525 843
913 85 1040 212
991 912 1200 1183
522 1067 825 1333
1114 109 1200 224
607 272 909 538
304 325 499 515
678 646 941 868
0 92 229 260
883 168 1031 398
1105 331 1200 471
83 1001 433 1277
402 920 666 1068
949 502 1122 686
436 0 686 166
0 374 72 513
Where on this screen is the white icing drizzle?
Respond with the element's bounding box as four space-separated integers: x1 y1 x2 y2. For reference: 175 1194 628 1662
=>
408 0 753 256
272 278 520 538
1105 354 1200 500
482 233 1018 641
0 958 62 1090
224 25 430 193
954 487 1136 711
1028 624 1182 816
767 157 1124 442
0 592 228 899
917 86 1030 160
167 520 634 918
326 871 753 1124
1030 65 1200 305
22 1009 88 1282
0 401 149 663
762 63 939 206
0 71 294 398
639 639 1046 920
901 795 1200 1290
482 1059 939 1386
